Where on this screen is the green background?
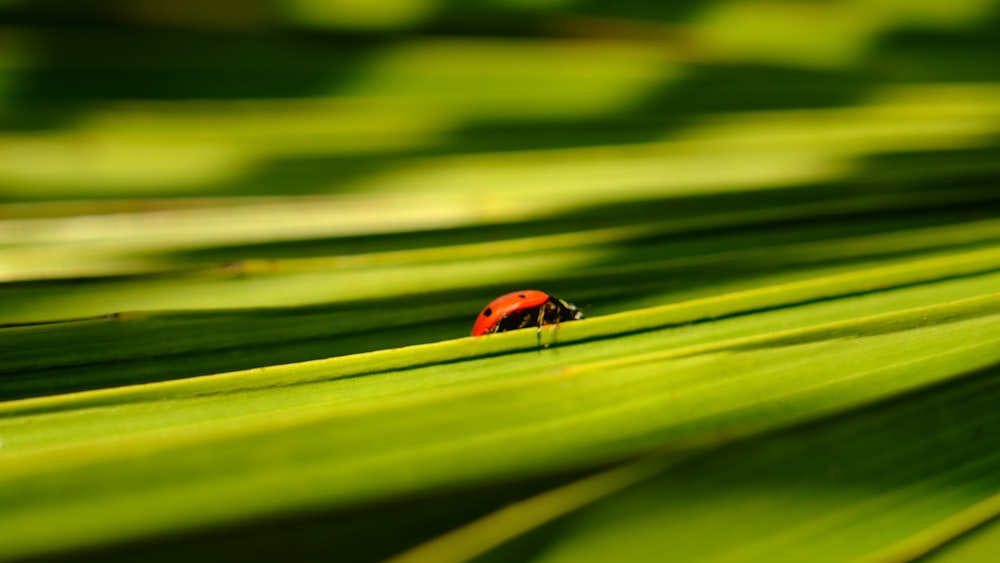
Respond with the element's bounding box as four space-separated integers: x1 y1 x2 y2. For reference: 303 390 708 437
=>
2 1 1000 561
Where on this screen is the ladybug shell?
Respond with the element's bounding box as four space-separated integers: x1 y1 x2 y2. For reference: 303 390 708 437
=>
472 290 582 336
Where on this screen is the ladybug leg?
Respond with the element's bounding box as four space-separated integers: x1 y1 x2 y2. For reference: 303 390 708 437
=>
536 305 546 346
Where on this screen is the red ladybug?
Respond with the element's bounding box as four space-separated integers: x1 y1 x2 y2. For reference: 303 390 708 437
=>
472 290 583 336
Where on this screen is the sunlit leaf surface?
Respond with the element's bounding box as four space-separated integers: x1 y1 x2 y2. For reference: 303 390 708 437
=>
2 1 1000 561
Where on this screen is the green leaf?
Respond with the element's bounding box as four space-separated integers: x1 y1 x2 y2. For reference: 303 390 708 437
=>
2 276 1000 559
425 360 1000 563
3 3 1000 561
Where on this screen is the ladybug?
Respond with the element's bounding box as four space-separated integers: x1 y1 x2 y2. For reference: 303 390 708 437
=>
472 290 583 336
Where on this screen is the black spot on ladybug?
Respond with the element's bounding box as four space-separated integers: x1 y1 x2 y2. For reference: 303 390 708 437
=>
518 293 526 298
483 307 492 317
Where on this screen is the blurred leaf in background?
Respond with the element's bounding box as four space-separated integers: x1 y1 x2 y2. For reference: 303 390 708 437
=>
1 0 1000 562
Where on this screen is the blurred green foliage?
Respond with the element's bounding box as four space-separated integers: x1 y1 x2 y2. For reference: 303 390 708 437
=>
1 0 998 199
2 1 1000 562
